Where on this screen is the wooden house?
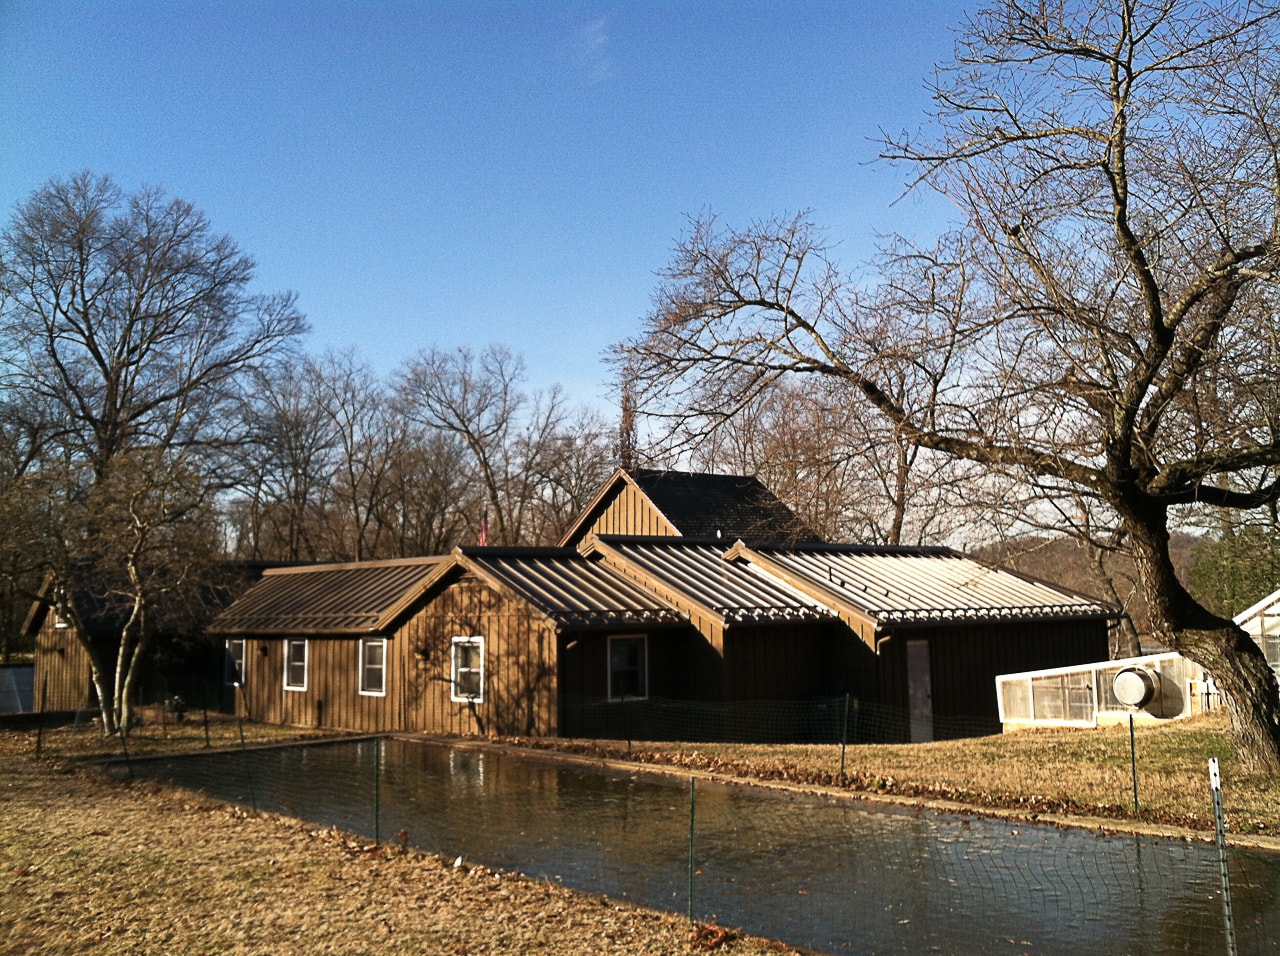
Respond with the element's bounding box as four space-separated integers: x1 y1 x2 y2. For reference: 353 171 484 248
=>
210 469 1116 741
723 542 1114 740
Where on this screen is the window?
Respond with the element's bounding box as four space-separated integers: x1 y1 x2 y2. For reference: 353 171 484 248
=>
360 638 387 696
284 639 308 691
608 635 647 701
451 637 484 702
225 639 246 687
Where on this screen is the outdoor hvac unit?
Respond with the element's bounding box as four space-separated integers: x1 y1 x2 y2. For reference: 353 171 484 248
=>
1112 665 1160 709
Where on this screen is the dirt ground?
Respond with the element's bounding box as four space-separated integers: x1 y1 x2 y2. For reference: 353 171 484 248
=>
0 732 799 956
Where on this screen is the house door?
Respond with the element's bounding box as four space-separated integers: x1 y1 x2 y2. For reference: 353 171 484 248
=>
906 639 933 742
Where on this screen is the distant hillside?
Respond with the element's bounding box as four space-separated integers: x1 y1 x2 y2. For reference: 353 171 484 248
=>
970 533 1203 648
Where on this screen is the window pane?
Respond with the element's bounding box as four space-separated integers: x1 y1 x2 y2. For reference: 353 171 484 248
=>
361 639 385 694
285 641 307 689
451 638 483 701
225 640 245 686
609 637 646 700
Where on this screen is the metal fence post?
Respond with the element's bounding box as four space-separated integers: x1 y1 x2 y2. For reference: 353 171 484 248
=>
1209 758 1238 956
374 737 382 845
839 693 850 782
687 776 696 922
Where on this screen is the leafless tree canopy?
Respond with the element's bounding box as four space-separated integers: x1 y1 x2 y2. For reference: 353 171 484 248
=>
396 344 614 548
617 2 1280 771
0 171 307 733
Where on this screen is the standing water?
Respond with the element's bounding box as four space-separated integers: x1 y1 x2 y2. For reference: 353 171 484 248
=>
125 738 1280 955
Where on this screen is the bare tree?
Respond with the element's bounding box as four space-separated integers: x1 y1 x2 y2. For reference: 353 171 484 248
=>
618 3 1280 771
378 427 471 555
396 345 612 547
311 351 405 561
0 172 305 734
231 358 338 561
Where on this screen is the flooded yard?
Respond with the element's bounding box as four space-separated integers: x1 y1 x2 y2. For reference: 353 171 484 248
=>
123 738 1280 955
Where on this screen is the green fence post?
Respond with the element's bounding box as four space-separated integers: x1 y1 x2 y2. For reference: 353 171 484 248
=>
1129 713 1139 812
119 725 133 780
237 711 257 813
374 737 382 845
839 693 850 782
687 776 696 922
201 684 211 748
35 675 47 757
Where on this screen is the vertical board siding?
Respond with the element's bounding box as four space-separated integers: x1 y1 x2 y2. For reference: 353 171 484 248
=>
33 614 94 712
586 485 678 538
878 619 1111 729
723 621 855 701
407 575 558 737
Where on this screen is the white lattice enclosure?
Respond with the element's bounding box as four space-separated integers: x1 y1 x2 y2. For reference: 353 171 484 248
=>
995 652 1213 731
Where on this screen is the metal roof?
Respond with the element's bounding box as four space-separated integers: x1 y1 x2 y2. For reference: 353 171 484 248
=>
586 536 832 624
736 543 1117 626
1234 588 1280 635
458 547 686 629
209 557 444 636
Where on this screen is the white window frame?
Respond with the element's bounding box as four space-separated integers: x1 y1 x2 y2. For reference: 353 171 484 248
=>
450 636 484 703
225 639 246 687
284 639 308 692
608 634 648 701
359 637 387 697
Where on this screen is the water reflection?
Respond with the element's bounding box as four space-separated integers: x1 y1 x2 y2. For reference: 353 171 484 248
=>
128 739 1280 955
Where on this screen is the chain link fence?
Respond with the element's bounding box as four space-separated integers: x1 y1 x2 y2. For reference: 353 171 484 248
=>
112 735 1279 956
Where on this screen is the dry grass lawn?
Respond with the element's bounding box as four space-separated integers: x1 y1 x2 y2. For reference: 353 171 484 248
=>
517 710 1280 840
0 722 797 956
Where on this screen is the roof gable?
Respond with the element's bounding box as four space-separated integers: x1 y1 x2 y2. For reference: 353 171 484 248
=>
1234 588 1280 633
559 468 822 546
582 535 831 626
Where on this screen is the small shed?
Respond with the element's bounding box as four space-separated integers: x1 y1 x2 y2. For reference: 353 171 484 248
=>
23 577 106 715
211 557 443 732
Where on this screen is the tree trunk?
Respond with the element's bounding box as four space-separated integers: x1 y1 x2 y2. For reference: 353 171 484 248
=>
112 593 148 738
86 655 117 737
1122 499 1280 775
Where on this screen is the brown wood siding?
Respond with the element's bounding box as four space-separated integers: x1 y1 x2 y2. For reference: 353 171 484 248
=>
557 625 722 736
236 639 281 724
407 575 558 737
32 613 95 712
722 620 864 701
877 619 1110 725
584 484 679 538
232 633 415 733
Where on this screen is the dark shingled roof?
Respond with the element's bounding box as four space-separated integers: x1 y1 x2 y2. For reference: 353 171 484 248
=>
626 469 822 542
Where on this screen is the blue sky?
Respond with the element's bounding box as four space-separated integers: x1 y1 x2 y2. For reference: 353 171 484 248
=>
2 1 968 410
